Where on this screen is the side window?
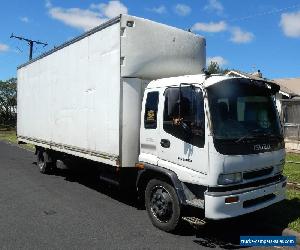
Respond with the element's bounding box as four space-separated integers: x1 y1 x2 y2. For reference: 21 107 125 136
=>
144 91 159 129
163 86 205 148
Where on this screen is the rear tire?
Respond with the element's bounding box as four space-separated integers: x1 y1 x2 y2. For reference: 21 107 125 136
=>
36 149 54 174
145 179 181 232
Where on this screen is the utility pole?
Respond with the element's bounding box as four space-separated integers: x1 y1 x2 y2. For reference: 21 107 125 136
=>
10 33 48 61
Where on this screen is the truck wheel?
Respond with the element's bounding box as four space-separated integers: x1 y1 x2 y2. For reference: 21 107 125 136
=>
37 150 51 174
145 179 181 232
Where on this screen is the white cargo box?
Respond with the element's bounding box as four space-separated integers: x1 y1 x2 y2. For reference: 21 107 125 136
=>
17 14 205 167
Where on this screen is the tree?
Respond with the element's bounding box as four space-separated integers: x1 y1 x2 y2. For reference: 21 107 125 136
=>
0 78 17 126
206 61 224 74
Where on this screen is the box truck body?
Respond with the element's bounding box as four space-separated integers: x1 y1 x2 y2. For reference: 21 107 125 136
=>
17 15 205 167
17 15 286 232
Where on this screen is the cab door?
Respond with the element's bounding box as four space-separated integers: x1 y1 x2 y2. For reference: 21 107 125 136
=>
157 85 209 176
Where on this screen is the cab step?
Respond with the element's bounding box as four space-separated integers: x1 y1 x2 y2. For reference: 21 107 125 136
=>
182 216 206 229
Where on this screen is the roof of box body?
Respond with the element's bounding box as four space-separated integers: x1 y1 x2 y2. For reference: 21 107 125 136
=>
17 14 205 71
18 16 121 69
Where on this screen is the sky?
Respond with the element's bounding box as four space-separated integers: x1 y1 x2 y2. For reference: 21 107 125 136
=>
0 0 300 80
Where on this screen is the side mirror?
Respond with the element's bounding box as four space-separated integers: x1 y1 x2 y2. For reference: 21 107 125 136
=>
165 84 195 120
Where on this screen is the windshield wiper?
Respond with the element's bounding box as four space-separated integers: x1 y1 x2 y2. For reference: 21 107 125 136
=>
235 129 270 143
235 134 255 143
252 132 282 139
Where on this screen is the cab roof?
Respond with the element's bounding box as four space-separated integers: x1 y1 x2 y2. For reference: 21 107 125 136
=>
146 73 281 93
146 74 238 89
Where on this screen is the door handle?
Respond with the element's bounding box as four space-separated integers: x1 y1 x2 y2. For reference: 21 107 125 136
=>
160 139 170 148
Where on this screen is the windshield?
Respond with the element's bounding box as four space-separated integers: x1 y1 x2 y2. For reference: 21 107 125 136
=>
207 79 282 140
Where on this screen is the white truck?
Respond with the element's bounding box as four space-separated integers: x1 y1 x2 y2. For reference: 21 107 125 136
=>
17 14 286 232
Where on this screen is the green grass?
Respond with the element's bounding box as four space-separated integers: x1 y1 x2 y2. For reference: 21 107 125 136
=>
285 189 300 232
255 188 300 233
0 126 34 151
0 130 17 143
284 153 300 184
282 153 300 232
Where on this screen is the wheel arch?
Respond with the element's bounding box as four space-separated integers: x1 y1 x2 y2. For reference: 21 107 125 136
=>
136 163 187 205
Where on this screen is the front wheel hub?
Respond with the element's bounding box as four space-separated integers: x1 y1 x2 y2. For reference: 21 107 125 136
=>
150 186 173 223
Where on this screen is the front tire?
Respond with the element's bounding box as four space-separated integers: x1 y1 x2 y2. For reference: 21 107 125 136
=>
145 179 181 232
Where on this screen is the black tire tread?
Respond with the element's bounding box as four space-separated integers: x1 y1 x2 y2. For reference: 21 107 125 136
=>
37 150 52 174
145 179 181 232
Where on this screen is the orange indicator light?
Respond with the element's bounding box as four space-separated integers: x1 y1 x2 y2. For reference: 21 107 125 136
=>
225 196 239 204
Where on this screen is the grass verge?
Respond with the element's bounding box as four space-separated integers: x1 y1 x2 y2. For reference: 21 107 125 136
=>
0 126 34 151
282 153 300 233
259 188 300 233
285 153 300 184
285 189 300 232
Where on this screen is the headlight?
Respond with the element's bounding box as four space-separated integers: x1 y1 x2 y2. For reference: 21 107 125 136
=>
218 173 242 185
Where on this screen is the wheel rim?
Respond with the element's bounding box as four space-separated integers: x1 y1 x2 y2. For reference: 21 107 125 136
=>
150 185 173 223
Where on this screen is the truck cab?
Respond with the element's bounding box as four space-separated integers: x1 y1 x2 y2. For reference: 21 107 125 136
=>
138 74 286 231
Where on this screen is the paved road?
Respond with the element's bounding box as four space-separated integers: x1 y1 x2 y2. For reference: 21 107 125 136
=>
0 140 285 249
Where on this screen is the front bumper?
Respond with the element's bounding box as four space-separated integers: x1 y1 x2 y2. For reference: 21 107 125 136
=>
204 176 286 219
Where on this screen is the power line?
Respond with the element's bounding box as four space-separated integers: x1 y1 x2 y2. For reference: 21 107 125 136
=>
228 4 300 23
10 34 48 61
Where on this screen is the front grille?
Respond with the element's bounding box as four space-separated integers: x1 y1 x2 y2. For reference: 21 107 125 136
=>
243 167 273 180
243 193 276 208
